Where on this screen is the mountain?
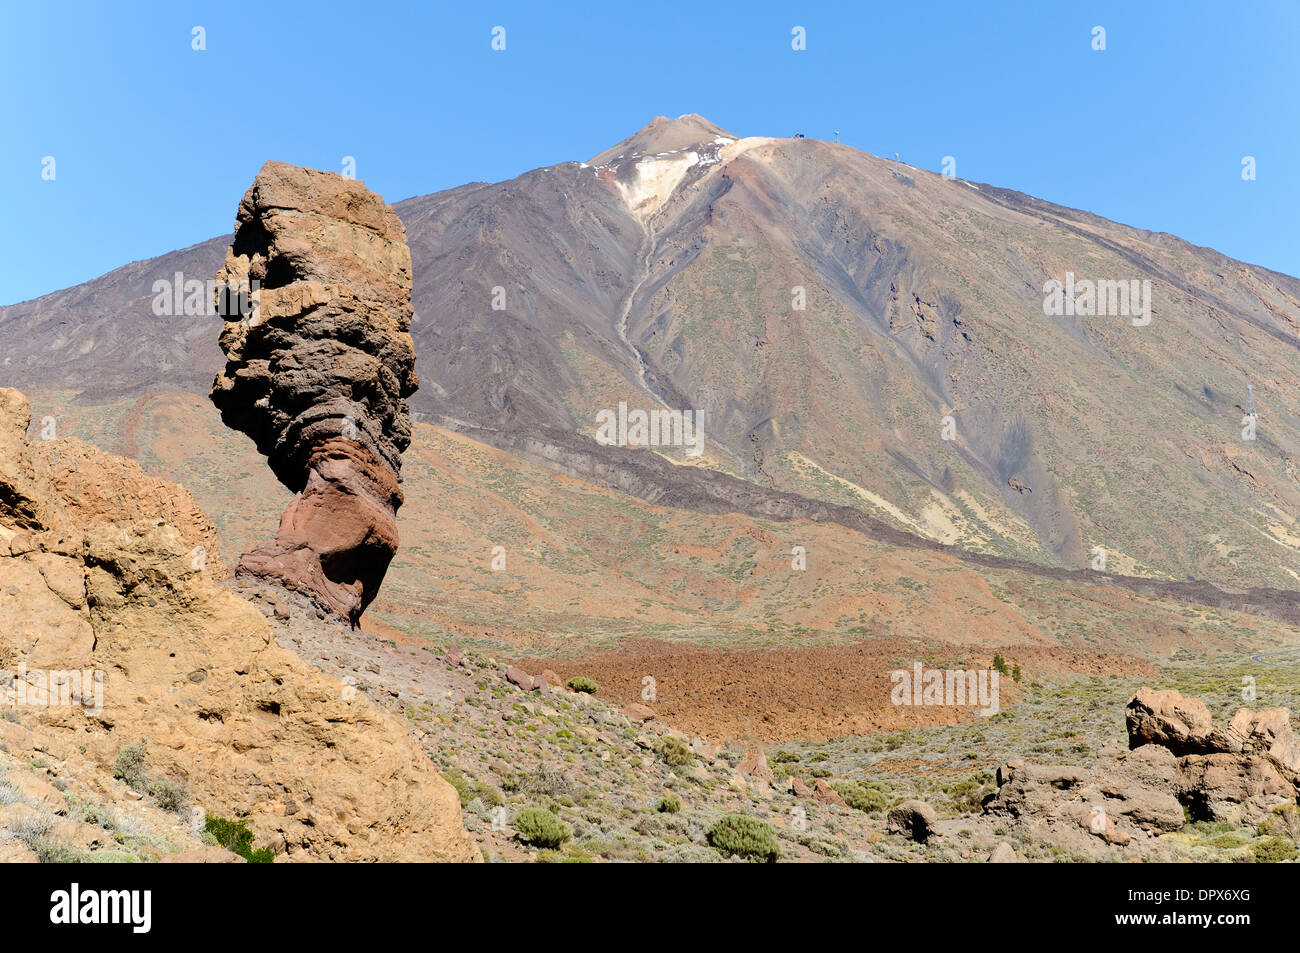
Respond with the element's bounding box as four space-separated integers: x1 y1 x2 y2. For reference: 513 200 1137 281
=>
3 115 1299 596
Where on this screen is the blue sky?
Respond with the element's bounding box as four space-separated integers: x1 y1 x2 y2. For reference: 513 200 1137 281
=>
2 0 1296 304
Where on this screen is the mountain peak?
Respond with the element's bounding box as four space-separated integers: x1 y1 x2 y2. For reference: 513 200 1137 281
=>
587 114 737 166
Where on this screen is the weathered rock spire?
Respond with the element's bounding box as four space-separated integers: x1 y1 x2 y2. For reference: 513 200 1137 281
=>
211 161 418 626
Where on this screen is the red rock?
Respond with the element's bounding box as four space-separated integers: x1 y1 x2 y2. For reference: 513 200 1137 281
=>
505 666 534 691
787 776 814 798
737 746 773 783
623 703 655 723
813 778 847 807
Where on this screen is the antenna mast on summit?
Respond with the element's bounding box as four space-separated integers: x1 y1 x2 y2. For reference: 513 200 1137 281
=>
834 130 840 143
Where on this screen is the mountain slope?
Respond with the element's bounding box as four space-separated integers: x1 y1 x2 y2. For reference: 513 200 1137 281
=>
3 116 1299 589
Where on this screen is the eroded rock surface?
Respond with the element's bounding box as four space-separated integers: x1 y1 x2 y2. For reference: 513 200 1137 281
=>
0 388 476 861
984 687 1300 853
211 161 418 626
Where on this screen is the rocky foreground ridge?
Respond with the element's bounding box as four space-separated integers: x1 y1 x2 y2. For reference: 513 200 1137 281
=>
0 387 475 861
211 161 419 628
981 686 1300 854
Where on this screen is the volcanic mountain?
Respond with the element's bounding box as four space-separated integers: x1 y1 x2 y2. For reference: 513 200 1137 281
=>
3 114 1299 600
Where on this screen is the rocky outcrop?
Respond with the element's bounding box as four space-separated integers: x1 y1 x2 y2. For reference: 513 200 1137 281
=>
985 687 1300 853
1126 686 1236 755
210 161 418 627
887 799 939 843
0 388 476 861
986 746 1185 853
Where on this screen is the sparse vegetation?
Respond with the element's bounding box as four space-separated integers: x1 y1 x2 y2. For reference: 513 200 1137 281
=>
656 794 682 814
832 780 889 813
658 736 694 767
204 815 274 863
1251 836 1297 863
149 779 189 815
706 814 780 862
112 743 148 793
514 805 572 848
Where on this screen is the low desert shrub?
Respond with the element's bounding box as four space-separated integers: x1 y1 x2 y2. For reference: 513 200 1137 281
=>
204 815 274 863
658 737 694 767
112 743 148 793
706 814 780 862
1251 836 1297 863
656 794 683 814
832 780 888 814
514 805 572 848
149 780 189 815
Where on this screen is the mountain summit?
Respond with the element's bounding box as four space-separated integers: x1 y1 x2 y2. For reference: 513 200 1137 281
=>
587 113 739 166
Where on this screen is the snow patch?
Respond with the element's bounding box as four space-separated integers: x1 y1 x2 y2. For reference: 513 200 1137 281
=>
613 151 701 219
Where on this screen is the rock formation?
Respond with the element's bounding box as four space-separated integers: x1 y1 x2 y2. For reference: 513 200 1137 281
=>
210 161 418 627
0 388 476 861
984 686 1300 853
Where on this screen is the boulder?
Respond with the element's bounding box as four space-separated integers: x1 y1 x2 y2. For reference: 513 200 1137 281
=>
887 799 939 843
1126 687 1230 755
987 690 1300 852
1177 753 1293 825
504 666 534 691
813 778 847 807
737 746 774 784
1228 707 1300 779
623 703 655 723
987 841 1018 863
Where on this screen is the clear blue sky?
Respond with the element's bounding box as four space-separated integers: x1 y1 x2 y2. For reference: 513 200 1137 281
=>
2 0 1296 305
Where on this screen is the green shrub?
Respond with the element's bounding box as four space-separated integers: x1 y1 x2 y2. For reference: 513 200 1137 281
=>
112 744 148 793
567 677 598 694
1251 836 1297 863
442 768 476 806
770 750 800 764
832 780 888 813
1012 663 1023 683
539 843 595 863
656 794 683 814
1258 804 1300 840
149 780 189 815
658 736 694 767
1204 832 1250 850
514 805 572 848
706 814 780 862
992 654 1008 676
443 768 503 807
946 772 995 813
205 815 274 863
36 841 86 864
